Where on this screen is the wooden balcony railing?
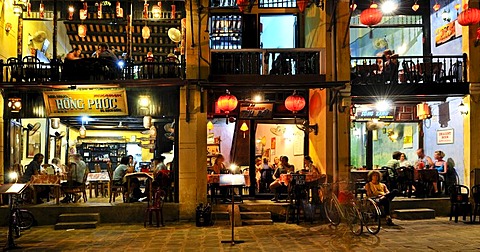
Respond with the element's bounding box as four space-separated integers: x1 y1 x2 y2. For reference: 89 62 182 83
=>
351 54 467 86
0 56 185 84
210 48 326 76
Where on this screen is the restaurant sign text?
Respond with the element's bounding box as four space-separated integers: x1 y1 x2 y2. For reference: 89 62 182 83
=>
436 128 454 144
43 89 129 117
354 104 395 121
239 103 274 119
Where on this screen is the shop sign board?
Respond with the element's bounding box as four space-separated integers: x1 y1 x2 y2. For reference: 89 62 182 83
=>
239 102 274 119
43 89 128 117
436 128 454 144
354 105 395 121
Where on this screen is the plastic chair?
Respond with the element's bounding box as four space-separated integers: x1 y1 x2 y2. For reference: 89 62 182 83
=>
471 185 480 223
448 185 472 223
144 188 165 227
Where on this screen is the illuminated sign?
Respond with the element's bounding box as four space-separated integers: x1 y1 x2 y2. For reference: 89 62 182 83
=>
239 103 273 119
354 104 395 121
43 89 129 117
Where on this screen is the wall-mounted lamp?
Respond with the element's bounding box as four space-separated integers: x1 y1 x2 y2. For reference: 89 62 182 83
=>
5 23 12 33
207 120 214 131
143 115 152 128
240 122 248 138
138 95 151 109
79 125 87 138
51 118 61 129
459 102 469 115
13 4 23 16
7 98 22 112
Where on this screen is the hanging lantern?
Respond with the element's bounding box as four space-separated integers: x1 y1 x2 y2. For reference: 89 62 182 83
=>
350 3 357 11
360 7 383 26
455 3 461 11
240 122 248 138
79 125 87 138
297 0 307 13
78 24 87 38
236 0 249 13
143 2 149 19
412 1 419 11
416 102 431 120
39 3 45 19
285 92 306 113
217 90 238 115
143 116 152 129
116 1 123 18
13 4 23 16
433 2 440 12
80 2 87 20
171 5 176 19
152 2 162 19
457 8 480 26
97 2 102 19
68 5 74 20
51 118 61 129
142 26 151 40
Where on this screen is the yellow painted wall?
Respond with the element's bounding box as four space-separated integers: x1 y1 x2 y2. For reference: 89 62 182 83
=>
304 6 326 48
0 1 20 60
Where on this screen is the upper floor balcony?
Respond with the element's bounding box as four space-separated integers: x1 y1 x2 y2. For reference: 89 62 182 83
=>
0 55 185 87
350 54 470 100
208 48 333 89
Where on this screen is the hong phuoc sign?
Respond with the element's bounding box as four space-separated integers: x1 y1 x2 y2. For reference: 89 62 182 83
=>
43 89 129 117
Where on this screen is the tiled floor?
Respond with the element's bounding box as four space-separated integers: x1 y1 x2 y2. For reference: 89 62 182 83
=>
2 217 480 251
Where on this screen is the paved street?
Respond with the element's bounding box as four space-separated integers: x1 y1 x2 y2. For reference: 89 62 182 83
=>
2 217 480 252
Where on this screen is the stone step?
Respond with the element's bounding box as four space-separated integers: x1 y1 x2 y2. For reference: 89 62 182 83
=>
58 213 100 223
240 211 272 220
242 219 273 226
212 211 230 220
393 208 435 220
54 221 98 230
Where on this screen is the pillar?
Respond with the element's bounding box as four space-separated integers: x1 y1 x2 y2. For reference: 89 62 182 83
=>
462 0 480 187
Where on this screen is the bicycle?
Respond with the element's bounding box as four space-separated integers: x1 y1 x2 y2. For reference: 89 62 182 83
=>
358 195 382 235
11 194 35 237
321 182 363 236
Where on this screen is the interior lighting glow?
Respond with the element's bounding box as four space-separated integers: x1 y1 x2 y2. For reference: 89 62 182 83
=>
375 100 391 112
381 0 398 14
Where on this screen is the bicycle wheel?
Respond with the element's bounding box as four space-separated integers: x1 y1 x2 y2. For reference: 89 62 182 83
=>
362 198 381 235
324 196 341 226
15 209 35 230
344 203 363 236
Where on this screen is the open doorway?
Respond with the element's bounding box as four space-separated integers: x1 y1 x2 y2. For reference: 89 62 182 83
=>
260 14 297 49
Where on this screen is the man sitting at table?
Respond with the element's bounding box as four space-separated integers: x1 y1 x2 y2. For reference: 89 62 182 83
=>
414 148 434 169
269 156 295 202
21 153 49 204
65 48 81 60
60 154 88 203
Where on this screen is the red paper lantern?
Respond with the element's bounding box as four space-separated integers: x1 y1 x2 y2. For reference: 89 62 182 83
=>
236 0 249 12
297 0 307 13
457 8 480 26
217 91 238 114
285 93 306 113
360 7 383 26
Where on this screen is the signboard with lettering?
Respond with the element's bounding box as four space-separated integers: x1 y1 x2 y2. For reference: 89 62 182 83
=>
354 104 395 121
239 103 274 119
436 128 454 144
43 89 129 117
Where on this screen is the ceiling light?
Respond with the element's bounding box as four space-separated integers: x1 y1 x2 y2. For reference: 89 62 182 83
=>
381 0 398 14
375 100 391 112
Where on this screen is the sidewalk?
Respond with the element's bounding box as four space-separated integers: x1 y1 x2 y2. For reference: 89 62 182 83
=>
2 217 480 251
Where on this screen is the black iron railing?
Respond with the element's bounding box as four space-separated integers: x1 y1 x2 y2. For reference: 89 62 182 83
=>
211 48 325 76
350 54 467 85
0 56 185 84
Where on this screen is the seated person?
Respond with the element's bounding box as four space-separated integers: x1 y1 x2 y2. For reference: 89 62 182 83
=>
113 156 134 187
385 151 402 169
433 150 448 194
51 158 65 175
255 157 262 191
269 156 295 202
365 170 398 226
211 154 229 203
65 48 81 60
60 154 88 203
21 153 48 204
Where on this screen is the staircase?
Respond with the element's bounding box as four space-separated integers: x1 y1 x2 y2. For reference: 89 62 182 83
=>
54 213 100 230
391 197 450 220
211 204 273 226
393 208 436 220
240 212 273 226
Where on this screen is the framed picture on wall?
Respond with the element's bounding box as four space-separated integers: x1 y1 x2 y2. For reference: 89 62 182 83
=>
27 131 42 158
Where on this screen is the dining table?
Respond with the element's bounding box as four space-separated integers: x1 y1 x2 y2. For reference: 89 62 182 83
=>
30 174 61 204
87 172 110 198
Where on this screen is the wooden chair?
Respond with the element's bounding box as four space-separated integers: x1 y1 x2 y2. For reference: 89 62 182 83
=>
107 164 125 203
62 165 89 203
144 188 165 227
6 57 23 82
